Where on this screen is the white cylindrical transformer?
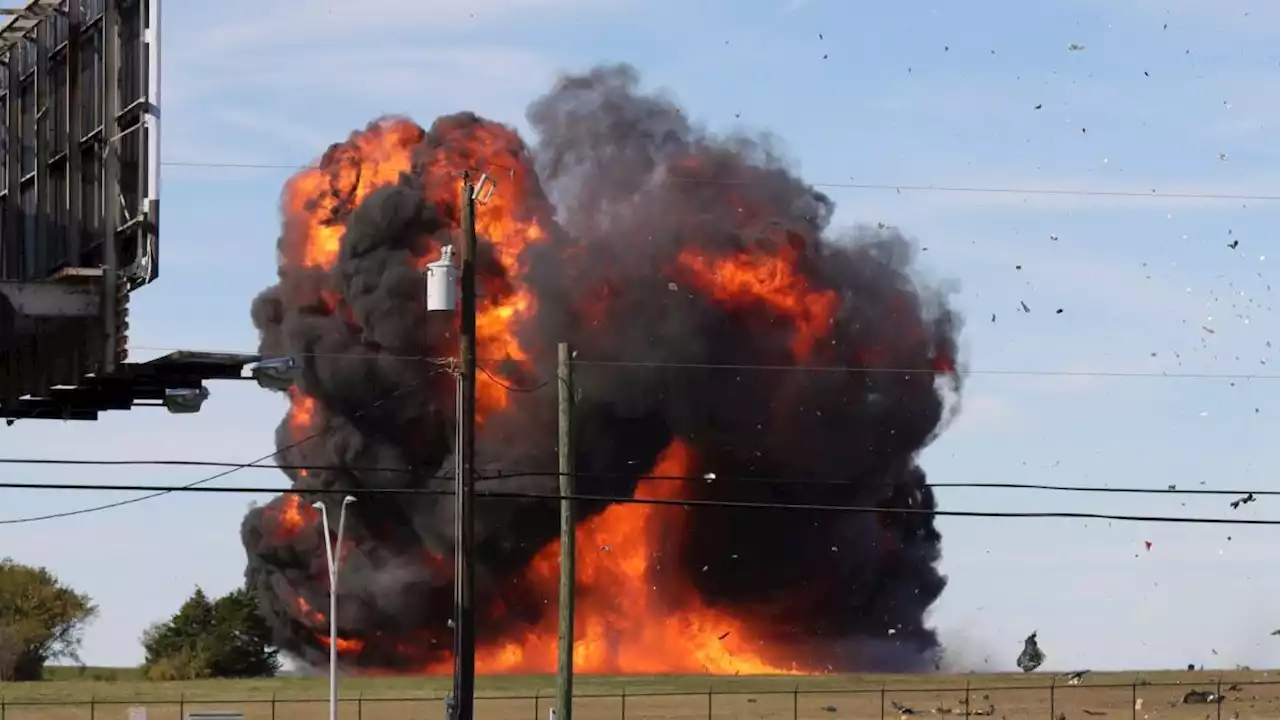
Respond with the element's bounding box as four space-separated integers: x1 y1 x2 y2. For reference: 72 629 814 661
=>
424 245 458 311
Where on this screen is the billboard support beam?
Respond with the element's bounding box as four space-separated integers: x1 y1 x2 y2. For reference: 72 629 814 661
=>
0 277 101 318
0 0 163 417
101 0 121 375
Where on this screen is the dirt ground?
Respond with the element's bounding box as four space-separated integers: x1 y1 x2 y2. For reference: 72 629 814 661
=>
3 669 1278 720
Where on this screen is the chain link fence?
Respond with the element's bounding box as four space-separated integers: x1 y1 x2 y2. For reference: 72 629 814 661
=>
0 677 1269 720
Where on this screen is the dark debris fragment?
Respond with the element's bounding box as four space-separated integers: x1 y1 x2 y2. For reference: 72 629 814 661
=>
1182 690 1223 705
1230 492 1256 510
1017 631 1046 672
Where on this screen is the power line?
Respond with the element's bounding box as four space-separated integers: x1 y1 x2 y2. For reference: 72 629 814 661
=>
0 457 1270 497
129 346 1280 382
156 160 1280 203
0 480 1272 525
476 364 551 393
0 375 440 526
568 359 1280 381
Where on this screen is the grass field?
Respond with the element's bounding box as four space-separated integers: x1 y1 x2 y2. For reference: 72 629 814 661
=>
4 669 1278 720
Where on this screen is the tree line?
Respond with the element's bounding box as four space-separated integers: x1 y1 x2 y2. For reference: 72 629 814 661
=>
0 557 279 681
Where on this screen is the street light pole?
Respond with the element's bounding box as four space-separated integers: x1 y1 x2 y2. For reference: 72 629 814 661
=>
313 495 357 720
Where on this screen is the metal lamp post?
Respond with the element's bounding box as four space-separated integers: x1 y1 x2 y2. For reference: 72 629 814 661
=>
313 495 357 720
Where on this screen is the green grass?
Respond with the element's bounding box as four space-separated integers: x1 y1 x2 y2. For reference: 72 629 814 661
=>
40 667 145 683
5 669 1278 720
2 668 1273 702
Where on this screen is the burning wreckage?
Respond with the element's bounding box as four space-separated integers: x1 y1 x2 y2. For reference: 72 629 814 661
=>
240 64 965 675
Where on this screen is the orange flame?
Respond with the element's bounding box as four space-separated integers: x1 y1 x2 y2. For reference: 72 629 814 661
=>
318 634 367 654
295 596 326 625
423 440 800 675
276 120 843 675
283 118 544 422
287 387 317 435
675 249 838 359
284 119 424 270
271 493 317 540
297 597 366 654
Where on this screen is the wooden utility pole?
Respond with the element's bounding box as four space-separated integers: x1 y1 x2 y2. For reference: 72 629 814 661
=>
451 173 479 720
555 341 576 720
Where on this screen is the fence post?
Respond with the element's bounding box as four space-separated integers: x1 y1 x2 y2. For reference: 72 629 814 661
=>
1216 678 1223 720
1049 677 1056 720
1130 680 1136 720
963 681 970 720
880 682 886 720
90 696 95 720
707 686 713 720
1 694 5 720
179 692 185 720
534 688 540 720
271 692 277 720
359 691 364 720
793 683 800 720
620 686 626 720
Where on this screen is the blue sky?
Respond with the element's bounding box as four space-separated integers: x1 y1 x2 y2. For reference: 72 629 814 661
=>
3 0 1280 671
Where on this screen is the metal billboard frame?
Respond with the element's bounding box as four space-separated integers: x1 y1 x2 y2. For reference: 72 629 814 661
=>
0 0 166 419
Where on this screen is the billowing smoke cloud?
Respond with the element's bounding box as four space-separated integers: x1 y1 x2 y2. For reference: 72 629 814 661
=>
241 63 962 674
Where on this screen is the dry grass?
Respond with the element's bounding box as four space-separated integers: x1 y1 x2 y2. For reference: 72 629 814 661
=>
3 669 1279 720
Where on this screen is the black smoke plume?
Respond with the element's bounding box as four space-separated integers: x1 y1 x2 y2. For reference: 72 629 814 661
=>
242 63 963 673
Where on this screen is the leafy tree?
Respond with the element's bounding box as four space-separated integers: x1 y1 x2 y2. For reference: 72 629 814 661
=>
0 558 98 681
208 588 279 677
142 586 279 680
141 587 215 679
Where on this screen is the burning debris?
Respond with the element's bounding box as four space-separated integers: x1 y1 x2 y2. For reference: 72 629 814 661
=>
241 64 962 675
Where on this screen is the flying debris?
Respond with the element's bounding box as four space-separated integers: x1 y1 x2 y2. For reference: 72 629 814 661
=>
1017 632 1046 672
1064 670 1091 685
1230 493 1256 509
241 64 962 676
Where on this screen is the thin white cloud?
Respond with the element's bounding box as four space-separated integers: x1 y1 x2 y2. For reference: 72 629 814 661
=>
173 0 628 58
185 45 559 104
160 45 560 174
209 108 336 157
159 0 625 172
